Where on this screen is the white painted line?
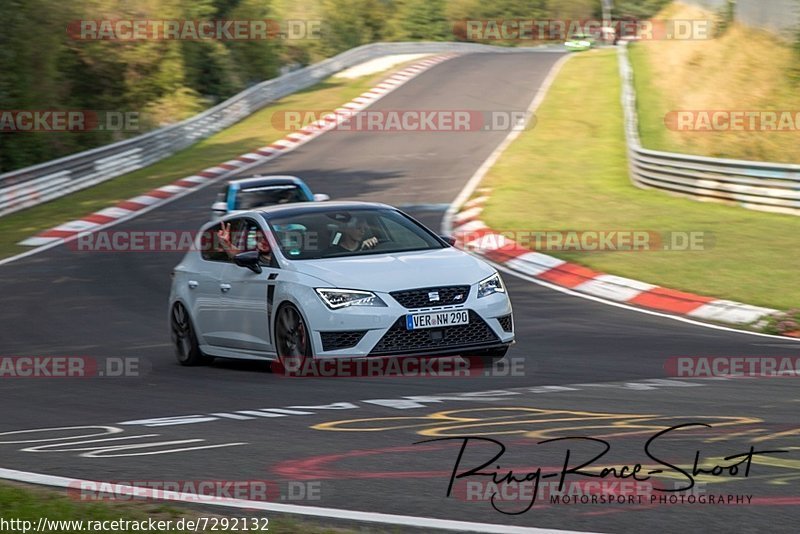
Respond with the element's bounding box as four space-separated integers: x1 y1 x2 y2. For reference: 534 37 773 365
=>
0 468 598 534
156 185 187 194
222 159 247 167
575 274 656 302
270 139 295 148
452 206 483 224
688 300 777 325
18 236 61 247
442 52 572 235
126 195 161 206
202 166 228 175
95 207 133 218
505 252 566 277
178 175 208 184
238 153 264 161
53 220 100 232
452 220 488 233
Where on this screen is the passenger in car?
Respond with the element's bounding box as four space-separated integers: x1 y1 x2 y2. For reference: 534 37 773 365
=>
217 222 273 265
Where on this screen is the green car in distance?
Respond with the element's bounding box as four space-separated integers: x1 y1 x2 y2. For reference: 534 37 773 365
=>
564 33 595 51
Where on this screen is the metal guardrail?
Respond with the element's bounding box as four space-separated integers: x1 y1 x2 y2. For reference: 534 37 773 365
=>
619 44 800 216
0 41 561 217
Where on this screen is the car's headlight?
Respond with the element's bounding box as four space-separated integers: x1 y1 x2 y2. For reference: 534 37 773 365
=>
477 273 506 298
315 288 387 309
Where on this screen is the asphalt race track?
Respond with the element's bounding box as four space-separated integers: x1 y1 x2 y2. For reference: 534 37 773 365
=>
1 52 799 533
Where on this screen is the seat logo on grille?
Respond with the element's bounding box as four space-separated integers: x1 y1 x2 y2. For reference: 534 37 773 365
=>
454 294 463 301
428 291 440 302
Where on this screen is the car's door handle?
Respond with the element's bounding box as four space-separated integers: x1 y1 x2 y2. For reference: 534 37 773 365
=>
188 280 199 289
220 283 231 293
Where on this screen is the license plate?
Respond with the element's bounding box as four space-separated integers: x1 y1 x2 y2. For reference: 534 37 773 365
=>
406 310 469 330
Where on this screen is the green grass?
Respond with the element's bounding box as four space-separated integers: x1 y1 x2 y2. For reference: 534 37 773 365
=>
0 481 368 533
480 49 800 311
627 44 670 151
0 65 408 260
626 2 800 163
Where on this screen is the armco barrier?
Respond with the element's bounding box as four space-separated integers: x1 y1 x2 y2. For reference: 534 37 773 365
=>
0 42 560 218
619 43 800 216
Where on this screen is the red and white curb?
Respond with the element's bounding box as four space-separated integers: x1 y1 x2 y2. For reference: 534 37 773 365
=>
18 55 453 248
451 193 778 326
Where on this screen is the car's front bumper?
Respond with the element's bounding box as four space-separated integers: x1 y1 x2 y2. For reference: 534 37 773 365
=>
307 290 514 360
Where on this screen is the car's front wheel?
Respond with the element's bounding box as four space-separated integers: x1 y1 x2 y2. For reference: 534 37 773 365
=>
275 303 311 374
170 302 210 366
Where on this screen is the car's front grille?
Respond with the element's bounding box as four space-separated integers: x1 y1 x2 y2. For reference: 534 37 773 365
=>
320 330 367 351
390 286 470 309
498 314 513 332
370 311 499 356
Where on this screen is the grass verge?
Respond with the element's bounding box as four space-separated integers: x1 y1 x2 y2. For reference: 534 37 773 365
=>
0 480 366 533
480 48 800 311
628 2 800 163
0 62 415 260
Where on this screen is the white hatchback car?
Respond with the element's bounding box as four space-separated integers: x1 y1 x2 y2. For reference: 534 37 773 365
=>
169 202 514 369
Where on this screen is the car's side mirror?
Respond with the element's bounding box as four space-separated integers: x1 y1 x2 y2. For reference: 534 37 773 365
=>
313 193 330 202
212 201 228 215
234 251 262 274
439 235 457 246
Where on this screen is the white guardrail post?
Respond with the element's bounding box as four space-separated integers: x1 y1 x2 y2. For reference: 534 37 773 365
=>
0 42 561 217
618 43 800 216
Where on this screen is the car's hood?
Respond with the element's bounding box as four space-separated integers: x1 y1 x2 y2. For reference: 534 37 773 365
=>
290 248 497 292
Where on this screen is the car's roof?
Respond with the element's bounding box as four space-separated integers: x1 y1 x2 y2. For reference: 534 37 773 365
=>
254 201 394 220
229 175 304 188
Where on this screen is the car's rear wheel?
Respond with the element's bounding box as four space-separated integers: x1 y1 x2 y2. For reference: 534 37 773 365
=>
275 304 311 374
170 303 210 366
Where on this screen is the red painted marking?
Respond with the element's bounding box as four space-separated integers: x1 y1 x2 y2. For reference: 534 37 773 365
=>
116 200 147 211
198 170 220 178
175 179 202 188
538 262 602 288
38 229 77 239
630 287 713 314
218 163 238 170
484 242 530 263
237 156 257 163
256 149 275 156
82 214 116 225
144 189 173 199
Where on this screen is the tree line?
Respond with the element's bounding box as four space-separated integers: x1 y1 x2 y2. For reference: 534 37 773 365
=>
0 0 670 173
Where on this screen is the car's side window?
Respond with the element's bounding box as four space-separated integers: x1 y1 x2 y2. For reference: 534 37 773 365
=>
215 185 229 204
240 218 279 268
199 223 231 263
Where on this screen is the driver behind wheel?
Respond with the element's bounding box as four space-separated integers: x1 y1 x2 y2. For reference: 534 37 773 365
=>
327 215 378 253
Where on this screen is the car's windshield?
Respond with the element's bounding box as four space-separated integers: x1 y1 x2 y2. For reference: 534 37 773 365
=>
267 208 445 260
235 185 309 210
